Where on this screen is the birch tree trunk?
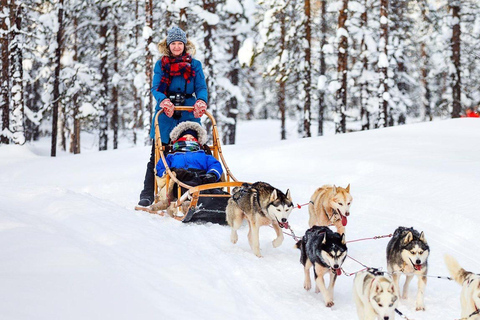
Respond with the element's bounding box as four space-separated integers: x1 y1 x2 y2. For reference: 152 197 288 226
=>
303 0 312 137
360 0 370 130
70 16 80 154
279 11 287 140
224 34 239 145
132 0 141 145
112 24 119 149
318 0 327 136
421 42 432 121
378 0 389 128
10 0 24 144
51 0 64 156
450 1 461 118
144 0 153 143
335 0 348 134
202 0 215 119
98 5 109 151
1 0 10 144
419 2 432 121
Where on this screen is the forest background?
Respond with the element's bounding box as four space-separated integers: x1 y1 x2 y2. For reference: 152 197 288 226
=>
0 0 477 155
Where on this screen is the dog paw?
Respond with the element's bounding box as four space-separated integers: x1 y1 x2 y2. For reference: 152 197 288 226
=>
304 282 311 291
415 303 425 311
325 301 334 308
230 232 238 244
254 252 263 258
272 237 283 248
402 293 408 300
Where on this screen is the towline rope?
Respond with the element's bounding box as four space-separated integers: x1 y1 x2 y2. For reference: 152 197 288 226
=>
344 255 454 281
395 308 414 320
268 225 302 242
346 233 393 243
294 201 313 209
390 270 453 280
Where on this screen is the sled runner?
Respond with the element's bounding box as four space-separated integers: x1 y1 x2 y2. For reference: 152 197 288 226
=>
136 106 246 224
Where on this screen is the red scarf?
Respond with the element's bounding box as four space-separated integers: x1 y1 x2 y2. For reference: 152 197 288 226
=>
157 54 195 94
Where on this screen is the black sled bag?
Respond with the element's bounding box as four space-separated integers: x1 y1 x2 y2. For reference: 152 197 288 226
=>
182 188 229 225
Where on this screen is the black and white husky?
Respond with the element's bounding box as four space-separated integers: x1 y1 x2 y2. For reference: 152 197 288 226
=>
386 226 430 311
295 226 347 307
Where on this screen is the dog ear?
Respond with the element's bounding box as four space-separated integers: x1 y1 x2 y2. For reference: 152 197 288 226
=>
404 231 413 244
285 189 292 201
419 231 427 244
341 233 346 245
332 185 337 193
269 189 278 202
388 282 396 293
322 234 327 245
345 184 350 193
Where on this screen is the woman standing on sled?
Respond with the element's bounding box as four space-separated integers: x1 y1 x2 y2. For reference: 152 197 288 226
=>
138 26 208 207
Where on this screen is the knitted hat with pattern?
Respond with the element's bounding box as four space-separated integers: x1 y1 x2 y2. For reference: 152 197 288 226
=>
167 26 187 45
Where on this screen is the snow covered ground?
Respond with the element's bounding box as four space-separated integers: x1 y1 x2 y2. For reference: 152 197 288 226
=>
0 118 479 320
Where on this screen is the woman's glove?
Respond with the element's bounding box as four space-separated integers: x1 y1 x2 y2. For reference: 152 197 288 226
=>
193 100 207 118
160 99 175 118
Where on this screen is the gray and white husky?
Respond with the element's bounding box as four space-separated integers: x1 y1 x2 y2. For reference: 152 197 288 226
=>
386 226 430 311
295 226 348 307
353 269 399 320
226 182 293 257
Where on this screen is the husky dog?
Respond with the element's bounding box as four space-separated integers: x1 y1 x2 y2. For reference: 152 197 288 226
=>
226 182 293 257
445 254 480 320
386 226 430 311
353 269 399 320
308 184 352 234
295 226 347 307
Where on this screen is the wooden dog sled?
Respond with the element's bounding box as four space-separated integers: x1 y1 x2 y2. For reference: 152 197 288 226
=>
136 106 246 224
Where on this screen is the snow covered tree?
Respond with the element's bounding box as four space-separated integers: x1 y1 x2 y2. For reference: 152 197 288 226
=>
255 0 291 139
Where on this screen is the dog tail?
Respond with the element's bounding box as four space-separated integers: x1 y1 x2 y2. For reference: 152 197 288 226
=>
444 254 470 285
295 239 308 266
294 239 303 250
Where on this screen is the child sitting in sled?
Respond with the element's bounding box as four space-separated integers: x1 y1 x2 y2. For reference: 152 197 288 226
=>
151 121 223 214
